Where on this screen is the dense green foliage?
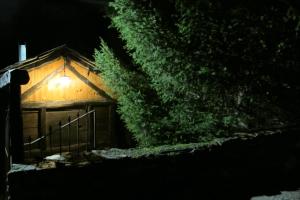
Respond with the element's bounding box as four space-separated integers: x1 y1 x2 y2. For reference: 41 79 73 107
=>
95 0 300 146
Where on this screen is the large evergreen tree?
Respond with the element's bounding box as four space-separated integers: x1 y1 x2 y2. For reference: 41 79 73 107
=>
95 0 300 146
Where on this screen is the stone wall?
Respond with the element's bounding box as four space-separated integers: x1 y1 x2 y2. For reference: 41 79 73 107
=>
7 128 300 200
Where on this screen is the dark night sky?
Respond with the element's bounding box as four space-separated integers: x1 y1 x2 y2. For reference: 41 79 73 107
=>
0 0 110 68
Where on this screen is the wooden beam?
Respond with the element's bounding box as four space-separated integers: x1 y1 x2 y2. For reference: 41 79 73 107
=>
22 100 112 109
21 66 64 100
67 54 97 72
26 57 61 72
66 64 113 101
0 69 29 89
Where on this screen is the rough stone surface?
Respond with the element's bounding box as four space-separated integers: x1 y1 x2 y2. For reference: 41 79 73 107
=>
7 127 300 200
251 189 300 200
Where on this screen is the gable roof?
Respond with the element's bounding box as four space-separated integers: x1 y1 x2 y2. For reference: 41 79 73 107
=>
1 45 114 103
0 45 98 74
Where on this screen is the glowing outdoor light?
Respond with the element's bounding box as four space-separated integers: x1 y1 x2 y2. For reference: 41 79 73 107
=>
48 59 72 90
48 75 71 90
58 74 71 87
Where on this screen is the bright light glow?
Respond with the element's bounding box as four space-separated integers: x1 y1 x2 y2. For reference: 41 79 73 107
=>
48 75 72 90
58 76 71 87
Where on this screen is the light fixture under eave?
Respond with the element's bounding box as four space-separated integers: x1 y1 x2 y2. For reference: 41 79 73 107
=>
48 59 72 90
48 75 72 90
58 57 72 88
58 75 71 87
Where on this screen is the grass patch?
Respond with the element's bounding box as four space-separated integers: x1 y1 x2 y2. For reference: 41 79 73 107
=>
99 137 230 159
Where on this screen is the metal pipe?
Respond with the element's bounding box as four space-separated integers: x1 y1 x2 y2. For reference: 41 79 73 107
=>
18 44 26 62
60 110 95 128
24 136 45 146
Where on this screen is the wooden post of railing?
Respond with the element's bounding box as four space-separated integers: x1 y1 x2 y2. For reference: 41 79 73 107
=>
77 112 80 154
86 109 89 151
39 136 43 158
68 116 71 152
49 126 53 154
28 136 32 159
59 121 62 155
93 111 96 149
39 108 46 157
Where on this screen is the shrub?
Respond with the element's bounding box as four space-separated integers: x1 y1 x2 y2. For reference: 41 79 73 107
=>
95 0 300 146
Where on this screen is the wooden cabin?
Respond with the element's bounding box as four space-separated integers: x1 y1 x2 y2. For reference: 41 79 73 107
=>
0 45 124 157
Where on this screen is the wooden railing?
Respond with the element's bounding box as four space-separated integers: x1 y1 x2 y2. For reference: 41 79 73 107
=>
24 109 96 159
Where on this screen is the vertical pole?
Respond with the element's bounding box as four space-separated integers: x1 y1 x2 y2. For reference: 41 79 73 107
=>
93 111 96 149
5 108 12 171
9 84 24 163
77 112 79 154
49 126 52 154
5 107 10 169
0 69 29 199
68 116 71 152
59 121 62 155
39 108 46 154
28 136 32 159
39 137 43 159
86 109 89 151
0 89 8 200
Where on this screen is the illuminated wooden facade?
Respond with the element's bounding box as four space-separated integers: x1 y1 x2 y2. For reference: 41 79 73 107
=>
1 45 118 153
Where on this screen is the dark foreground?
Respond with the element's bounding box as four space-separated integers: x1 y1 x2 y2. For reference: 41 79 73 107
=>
7 127 300 200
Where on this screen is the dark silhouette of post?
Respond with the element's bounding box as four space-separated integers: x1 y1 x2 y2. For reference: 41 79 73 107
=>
9 82 24 162
0 69 29 198
0 89 9 200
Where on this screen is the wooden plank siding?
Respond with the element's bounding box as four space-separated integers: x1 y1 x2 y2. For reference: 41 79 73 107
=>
94 106 110 147
21 65 64 100
0 46 129 163
20 54 117 153
22 105 115 153
66 64 112 100
46 109 87 149
69 59 113 98
22 111 39 141
21 58 64 96
21 56 111 103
